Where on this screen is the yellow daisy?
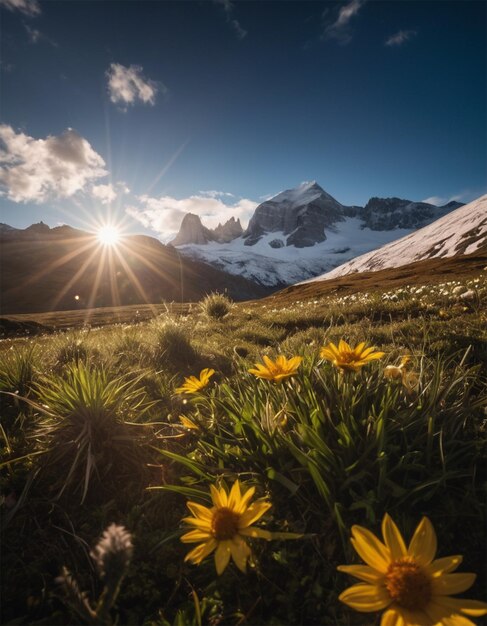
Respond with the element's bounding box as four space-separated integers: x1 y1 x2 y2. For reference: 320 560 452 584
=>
175 368 215 394
181 480 272 575
338 513 487 626
320 340 385 372
248 355 302 383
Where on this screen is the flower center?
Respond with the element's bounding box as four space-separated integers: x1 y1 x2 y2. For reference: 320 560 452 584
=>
211 507 240 540
385 557 432 610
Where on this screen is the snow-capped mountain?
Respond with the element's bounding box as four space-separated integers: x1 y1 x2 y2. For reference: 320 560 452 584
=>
171 181 467 287
303 195 487 284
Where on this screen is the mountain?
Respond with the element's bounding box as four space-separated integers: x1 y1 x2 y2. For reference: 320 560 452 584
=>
170 215 244 246
173 181 466 287
243 181 348 247
0 224 271 314
302 195 487 283
361 197 464 230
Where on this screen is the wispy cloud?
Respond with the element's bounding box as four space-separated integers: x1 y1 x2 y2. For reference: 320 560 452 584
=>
214 0 247 40
106 63 164 108
24 23 58 46
0 0 40 16
199 190 235 199
385 29 417 47
0 125 107 203
127 193 257 238
422 191 474 206
322 0 366 45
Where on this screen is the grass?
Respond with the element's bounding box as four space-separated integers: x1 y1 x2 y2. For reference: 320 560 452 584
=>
0 271 486 625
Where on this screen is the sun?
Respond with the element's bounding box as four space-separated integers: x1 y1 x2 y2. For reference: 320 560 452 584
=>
97 225 121 246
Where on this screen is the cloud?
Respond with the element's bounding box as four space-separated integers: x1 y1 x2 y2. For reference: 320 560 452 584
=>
0 0 40 16
213 0 247 39
0 125 107 203
322 0 365 44
385 29 417 47
106 63 162 107
91 182 130 205
126 193 258 238
24 24 58 46
422 192 470 206
199 190 235 199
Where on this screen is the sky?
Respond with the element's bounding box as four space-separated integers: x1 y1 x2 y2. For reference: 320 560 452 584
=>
0 0 486 240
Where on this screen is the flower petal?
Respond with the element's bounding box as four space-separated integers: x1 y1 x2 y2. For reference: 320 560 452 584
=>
428 555 463 577
394 607 434 626
214 540 232 575
350 525 391 573
239 526 272 540
238 500 272 528
181 516 212 531
186 501 213 522
230 535 251 573
210 484 227 508
432 573 476 596
381 608 402 626
234 485 256 514
431 597 487 617
227 480 242 510
443 616 477 626
337 564 384 584
381 514 407 561
184 538 217 564
180 529 212 543
338 583 391 612
408 517 437 566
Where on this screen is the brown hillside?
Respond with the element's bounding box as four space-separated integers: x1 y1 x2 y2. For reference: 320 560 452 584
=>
0 229 271 314
258 252 487 306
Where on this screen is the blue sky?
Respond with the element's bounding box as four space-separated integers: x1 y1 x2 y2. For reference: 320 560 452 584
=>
0 0 485 238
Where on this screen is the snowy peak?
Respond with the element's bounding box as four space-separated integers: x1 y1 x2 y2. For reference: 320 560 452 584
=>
307 195 487 282
243 181 346 248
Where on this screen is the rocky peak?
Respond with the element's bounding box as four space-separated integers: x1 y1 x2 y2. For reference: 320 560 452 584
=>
243 181 346 248
170 213 216 246
212 217 243 243
361 197 451 231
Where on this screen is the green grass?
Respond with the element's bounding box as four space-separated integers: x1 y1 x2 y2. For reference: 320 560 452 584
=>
1 274 486 625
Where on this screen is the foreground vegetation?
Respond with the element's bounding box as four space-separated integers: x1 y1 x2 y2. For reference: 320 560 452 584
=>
1 276 486 625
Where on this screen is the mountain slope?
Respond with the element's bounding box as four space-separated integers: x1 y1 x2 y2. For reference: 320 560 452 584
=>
303 195 487 283
174 181 466 287
0 225 270 314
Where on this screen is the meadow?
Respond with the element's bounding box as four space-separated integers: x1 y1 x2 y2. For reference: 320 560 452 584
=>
1 273 486 626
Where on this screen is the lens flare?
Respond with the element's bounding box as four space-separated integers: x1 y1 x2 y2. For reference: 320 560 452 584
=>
97 225 120 246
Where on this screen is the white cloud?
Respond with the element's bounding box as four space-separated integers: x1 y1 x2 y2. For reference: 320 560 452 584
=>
199 190 235 199
126 193 258 238
0 125 107 203
0 0 40 16
91 182 130 205
322 0 365 44
422 192 469 206
106 63 162 107
385 30 417 47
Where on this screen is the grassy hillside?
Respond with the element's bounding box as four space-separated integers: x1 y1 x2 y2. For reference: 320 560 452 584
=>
1 266 486 625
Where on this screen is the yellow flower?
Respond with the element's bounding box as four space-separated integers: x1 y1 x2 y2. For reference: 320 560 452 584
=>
175 368 215 394
337 513 487 626
179 415 200 431
320 340 385 372
248 355 302 383
384 357 419 393
181 480 272 575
